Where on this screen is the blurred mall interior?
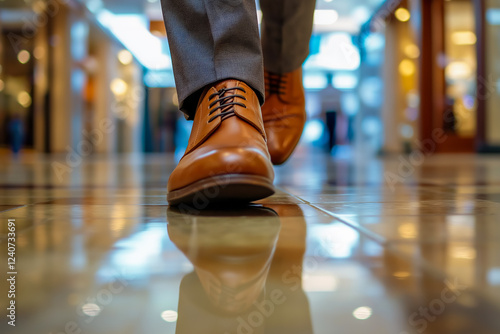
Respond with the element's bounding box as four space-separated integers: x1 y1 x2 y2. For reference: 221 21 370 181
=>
1 0 500 157
2 1 500 334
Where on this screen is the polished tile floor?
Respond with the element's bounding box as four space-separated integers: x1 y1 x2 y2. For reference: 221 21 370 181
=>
1 149 500 334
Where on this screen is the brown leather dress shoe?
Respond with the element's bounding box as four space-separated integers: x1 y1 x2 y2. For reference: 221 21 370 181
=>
262 68 307 165
167 80 275 207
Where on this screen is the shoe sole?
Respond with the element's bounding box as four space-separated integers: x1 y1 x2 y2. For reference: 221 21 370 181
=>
167 174 275 207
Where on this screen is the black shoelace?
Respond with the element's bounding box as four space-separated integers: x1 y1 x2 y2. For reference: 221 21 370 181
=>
265 72 287 97
208 87 247 123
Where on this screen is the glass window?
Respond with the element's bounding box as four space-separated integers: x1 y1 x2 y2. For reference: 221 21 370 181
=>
444 0 477 138
485 0 500 145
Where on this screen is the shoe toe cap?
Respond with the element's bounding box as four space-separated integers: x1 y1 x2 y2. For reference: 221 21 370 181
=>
265 120 305 165
168 147 274 192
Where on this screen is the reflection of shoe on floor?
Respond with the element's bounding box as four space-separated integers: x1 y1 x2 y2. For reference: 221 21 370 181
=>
262 68 307 165
167 206 281 315
263 204 313 334
167 80 275 206
264 204 308 272
168 206 313 334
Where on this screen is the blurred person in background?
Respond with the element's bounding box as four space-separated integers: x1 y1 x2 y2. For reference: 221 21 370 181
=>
8 113 24 155
443 96 457 134
161 0 316 206
320 73 343 153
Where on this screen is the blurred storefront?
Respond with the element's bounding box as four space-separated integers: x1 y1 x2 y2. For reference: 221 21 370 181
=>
361 0 500 153
0 0 148 154
479 0 500 150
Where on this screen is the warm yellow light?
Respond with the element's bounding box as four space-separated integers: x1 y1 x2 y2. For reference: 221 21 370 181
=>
32 0 47 14
451 31 477 45
395 8 411 22
399 59 416 76
452 247 476 259
33 46 45 60
17 91 32 108
404 44 420 59
117 50 133 65
398 223 417 238
446 61 472 80
394 271 411 279
17 50 31 64
0 79 4 92
110 78 128 96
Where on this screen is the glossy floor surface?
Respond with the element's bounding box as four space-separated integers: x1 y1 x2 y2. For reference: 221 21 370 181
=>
1 148 500 334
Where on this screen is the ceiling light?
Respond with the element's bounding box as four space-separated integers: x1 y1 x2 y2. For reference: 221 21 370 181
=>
118 50 133 65
17 91 32 108
81 303 101 317
395 8 411 22
161 310 178 322
399 59 416 77
17 50 31 64
353 307 372 320
404 44 420 59
314 10 339 25
352 6 371 25
110 78 128 96
451 31 477 45
446 61 472 80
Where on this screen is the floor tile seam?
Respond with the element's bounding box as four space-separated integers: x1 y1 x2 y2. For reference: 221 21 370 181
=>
304 200 500 205
276 186 391 245
306 194 500 311
308 203 388 245
302 213 499 217
0 201 67 241
0 215 52 242
274 186 308 204
0 205 28 214
313 204 500 312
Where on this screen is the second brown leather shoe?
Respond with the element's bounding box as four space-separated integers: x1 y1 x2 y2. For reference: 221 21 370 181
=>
167 80 275 207
262 68 307 165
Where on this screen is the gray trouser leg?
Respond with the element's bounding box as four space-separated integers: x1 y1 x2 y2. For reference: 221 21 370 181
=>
161 0 316 117
260 0 317 74
161 0 264 118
